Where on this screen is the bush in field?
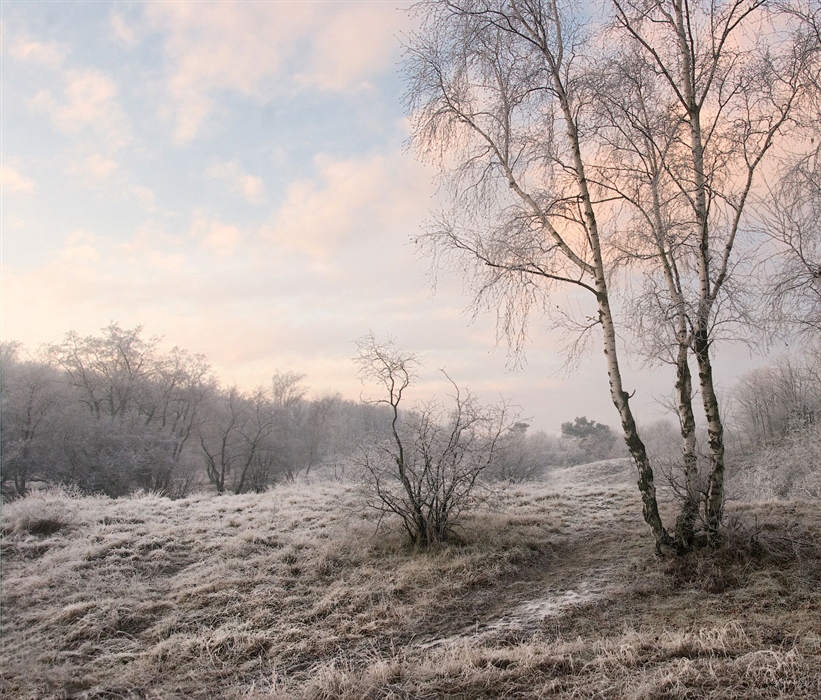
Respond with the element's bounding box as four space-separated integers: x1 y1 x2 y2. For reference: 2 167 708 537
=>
354 334 514 547
561 416 618 463
731 423 821 501
486 423 550 482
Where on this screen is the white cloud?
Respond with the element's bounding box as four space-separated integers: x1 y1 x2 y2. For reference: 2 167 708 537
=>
190 213 242 257
294 4 403 91
145 1 311 142
86 154 118 178
207 160 267 204
9 36 66 69
143 1 408 142
57 230 101 267
28 67 130 183
131 186 156 212
57 70 121 133
110 13 137 48
264 152 430 260
0 164 35 193
30 68 130 157
64 153 119 182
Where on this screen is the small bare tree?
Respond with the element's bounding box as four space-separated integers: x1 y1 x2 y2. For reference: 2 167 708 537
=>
354 333 513 547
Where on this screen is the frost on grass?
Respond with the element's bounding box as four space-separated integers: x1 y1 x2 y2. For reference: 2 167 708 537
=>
1 487 86 537
1 474 820 699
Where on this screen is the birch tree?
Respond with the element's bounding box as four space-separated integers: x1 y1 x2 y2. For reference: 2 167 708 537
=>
406 0 676 549
405 0 815 549
605 0 811 539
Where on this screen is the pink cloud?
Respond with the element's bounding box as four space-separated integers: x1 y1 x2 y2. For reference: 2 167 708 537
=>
0 164 36 194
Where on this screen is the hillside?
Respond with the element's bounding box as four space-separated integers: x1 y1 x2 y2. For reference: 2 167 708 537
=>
2 462 820 699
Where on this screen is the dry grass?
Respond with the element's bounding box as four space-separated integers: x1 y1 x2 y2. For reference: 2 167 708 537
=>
1 462 819 699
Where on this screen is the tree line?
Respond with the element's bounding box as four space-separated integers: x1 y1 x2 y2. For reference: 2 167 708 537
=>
2 321 816 544
0 324 621 500
0 325 390 498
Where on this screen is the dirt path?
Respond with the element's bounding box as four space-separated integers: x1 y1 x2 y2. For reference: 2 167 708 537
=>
415 466 650 649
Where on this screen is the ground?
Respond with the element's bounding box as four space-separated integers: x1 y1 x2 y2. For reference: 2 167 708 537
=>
1 460 820 699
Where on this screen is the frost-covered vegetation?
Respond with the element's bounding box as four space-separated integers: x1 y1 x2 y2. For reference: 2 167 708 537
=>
2 468 819 699
2 332 819 697
2 0 820 694
0 325 620 501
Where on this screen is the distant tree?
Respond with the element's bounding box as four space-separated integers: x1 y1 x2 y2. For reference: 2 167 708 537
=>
560 416 611 441
199 386 277 494
0 344 65 497
561 417 617 462
46 324 215 496
354 333 514 547
733 352 821 449
56 413 176 497
300 394 344 477
268 371 308 482
487 422 549 482
49 324 157 420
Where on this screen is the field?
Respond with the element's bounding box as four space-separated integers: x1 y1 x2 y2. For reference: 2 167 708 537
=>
2 460 820 699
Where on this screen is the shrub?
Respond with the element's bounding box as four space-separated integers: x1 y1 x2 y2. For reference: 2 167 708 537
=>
354 334 515 547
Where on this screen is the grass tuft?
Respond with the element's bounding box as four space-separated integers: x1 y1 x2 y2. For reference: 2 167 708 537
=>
1 487 84 539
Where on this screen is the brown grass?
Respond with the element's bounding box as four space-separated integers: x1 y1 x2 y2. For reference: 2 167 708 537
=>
1 465 820 699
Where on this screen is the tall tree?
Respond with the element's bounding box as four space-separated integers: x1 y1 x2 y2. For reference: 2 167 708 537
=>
606 0 811 539
406 0 675 549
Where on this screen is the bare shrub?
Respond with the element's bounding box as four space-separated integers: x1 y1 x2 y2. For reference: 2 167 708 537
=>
485 423 551 483
733 352 821 449
730 423 821 501
354 334 514 547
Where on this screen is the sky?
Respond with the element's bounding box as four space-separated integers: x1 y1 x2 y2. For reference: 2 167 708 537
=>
0 0 772 433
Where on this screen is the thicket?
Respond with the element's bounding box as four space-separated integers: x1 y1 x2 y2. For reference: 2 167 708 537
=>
0 325 392 499
2 324 611 501
728 349 821 501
